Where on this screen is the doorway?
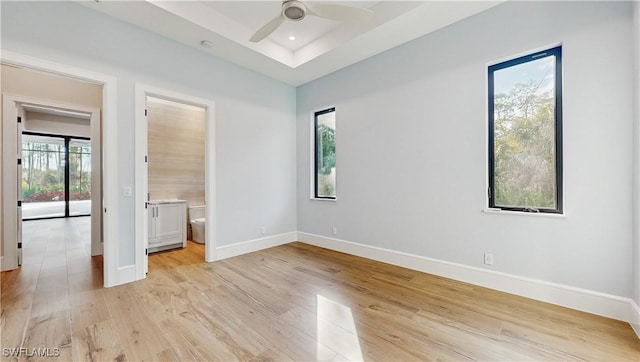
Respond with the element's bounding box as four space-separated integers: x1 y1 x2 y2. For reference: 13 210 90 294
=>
1 51 119 286
2 96 102 270
3 97 101 274
134 84 216 279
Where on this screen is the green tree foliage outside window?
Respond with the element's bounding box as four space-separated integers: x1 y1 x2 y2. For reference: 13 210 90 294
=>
315 109 336 198
318 124 336 174
22 139 91 202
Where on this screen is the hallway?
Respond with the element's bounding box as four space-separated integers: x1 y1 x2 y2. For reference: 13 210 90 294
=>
0 217 210 360
1 217 102 358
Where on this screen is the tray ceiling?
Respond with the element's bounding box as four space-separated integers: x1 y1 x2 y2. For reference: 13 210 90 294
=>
81 1 505 86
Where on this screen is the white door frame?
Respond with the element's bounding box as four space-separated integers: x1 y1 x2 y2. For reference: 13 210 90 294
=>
0 51 119 287
2 95 102 264
134 83 216 280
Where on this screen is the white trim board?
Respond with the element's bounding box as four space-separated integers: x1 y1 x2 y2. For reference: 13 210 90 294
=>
631 300 640 339
216 232 297 260
297 232 636 325
117 265 136 286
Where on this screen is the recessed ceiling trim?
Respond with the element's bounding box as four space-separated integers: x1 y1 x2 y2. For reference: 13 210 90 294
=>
79 1 507 86
290 1 423 68
147 0 295 66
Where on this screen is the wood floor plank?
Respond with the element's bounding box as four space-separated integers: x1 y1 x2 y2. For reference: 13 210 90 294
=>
171 286 263 360
279 305 363 361
111 313 172 361
146 347 180 361
158 314 251 361
205 283 340 361
22 310 73 361
0 302 32 356
2 218 639 361
250 348 295 362
71 319 126 362
69 296 111 334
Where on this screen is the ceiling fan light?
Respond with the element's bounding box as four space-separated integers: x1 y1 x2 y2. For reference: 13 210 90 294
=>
283 1 306 21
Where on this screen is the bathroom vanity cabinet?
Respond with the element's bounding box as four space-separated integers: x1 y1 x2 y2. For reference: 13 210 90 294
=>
148 200 187 253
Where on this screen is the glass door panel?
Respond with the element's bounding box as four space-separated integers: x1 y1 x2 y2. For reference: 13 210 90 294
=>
22 135 66 219
69 139 91 216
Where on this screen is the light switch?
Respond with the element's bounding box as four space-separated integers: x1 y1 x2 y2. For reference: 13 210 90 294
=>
123 186 132 197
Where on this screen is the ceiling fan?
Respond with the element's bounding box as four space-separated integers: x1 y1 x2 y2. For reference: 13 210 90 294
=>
250 0 375 43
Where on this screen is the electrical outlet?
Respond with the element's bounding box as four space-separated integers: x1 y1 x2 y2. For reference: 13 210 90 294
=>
260 226 266 235
332 226 337 235
123 186 132 197
484 253 494 265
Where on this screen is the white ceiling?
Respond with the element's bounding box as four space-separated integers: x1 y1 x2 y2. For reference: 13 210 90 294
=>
80 1 505 86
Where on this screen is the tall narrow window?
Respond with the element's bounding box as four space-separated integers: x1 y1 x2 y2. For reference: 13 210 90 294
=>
488 46 563 213
314 108 336 199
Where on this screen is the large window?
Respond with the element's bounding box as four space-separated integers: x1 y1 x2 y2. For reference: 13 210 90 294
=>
314 108 336 199
488 46 562 213
22 133 91 219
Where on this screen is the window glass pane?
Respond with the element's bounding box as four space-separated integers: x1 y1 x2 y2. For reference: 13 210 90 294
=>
490 47 561 212
21 135 66 219
69 139 91 216
315 109 336 198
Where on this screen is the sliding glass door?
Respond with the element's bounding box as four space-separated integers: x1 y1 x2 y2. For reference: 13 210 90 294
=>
22 133 91 220
69 138 92 216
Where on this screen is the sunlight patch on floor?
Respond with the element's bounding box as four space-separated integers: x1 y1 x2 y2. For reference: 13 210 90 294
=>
316 294 363 361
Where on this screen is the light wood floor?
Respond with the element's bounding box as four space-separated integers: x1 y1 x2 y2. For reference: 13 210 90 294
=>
2 218 639 361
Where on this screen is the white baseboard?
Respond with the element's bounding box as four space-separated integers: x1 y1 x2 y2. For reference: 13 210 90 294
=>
91 241 103 257
216 232 297 260
297 232 634 324
631 300 640 339
0 255 19 272
116 265 136 286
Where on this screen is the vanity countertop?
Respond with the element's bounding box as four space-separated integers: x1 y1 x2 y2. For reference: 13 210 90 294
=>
149 199 186 204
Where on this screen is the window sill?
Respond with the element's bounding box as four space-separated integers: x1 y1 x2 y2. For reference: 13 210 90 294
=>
311 197 337 202
482 208 566 219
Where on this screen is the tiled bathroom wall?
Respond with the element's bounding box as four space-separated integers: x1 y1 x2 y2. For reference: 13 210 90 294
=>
147 97 205 207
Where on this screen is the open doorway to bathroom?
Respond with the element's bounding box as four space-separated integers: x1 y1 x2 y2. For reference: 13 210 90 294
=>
147 97 206 250
135 85 216 279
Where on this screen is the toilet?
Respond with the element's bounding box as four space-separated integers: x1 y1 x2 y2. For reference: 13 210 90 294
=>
188 205 206 244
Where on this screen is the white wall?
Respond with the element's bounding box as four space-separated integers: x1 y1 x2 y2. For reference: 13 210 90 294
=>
297 1 634 297
24 112 91 138
1 1 297 267
633 0 640 325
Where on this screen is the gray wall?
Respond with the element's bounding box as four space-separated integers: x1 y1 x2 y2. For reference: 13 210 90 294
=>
1 1 297 266
634 0 640 308
297 1 634 297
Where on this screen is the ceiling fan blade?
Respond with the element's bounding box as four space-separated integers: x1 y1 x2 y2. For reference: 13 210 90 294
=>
250 14 285 42
306 3 374 23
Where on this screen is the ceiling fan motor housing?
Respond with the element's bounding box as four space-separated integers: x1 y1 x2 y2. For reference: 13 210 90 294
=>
283 0 306 21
